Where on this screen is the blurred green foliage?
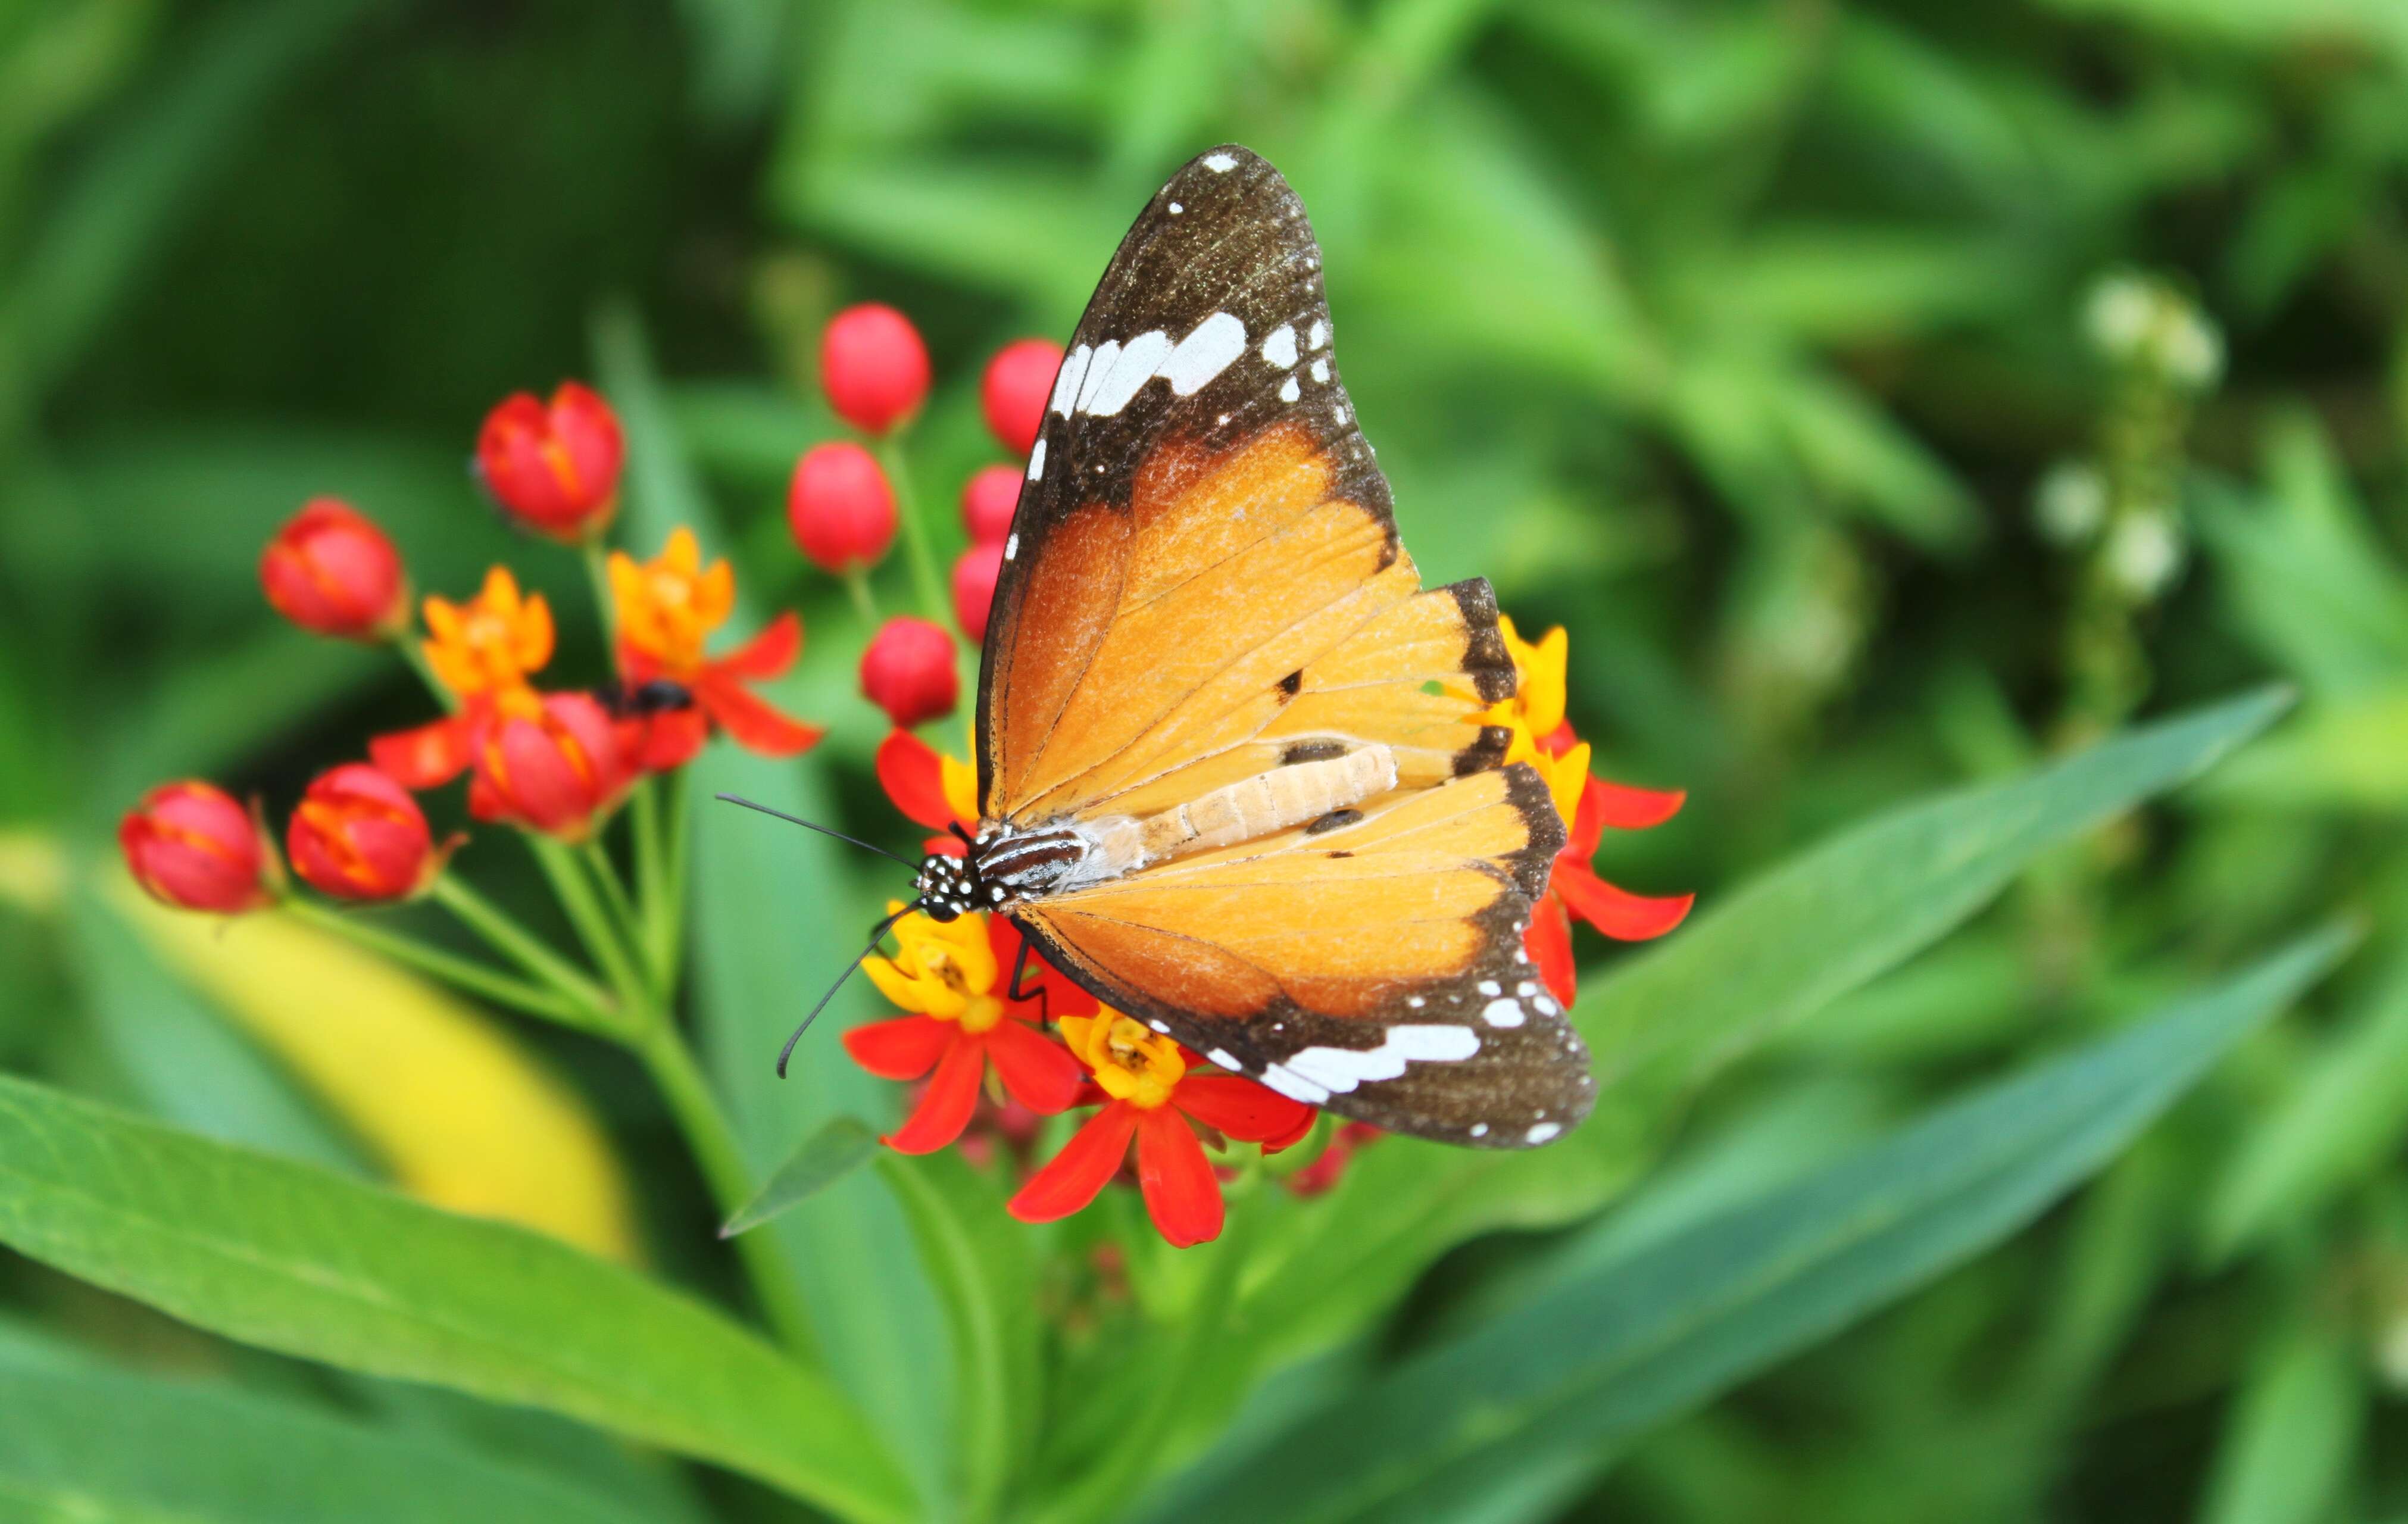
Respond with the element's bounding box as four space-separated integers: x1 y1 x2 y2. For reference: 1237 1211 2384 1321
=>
4 0 2408 1520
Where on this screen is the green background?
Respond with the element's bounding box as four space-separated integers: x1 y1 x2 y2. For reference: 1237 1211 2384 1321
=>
4 1 2407 1520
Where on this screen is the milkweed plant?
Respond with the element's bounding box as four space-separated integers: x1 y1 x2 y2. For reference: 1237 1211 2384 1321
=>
38 280 2353 1523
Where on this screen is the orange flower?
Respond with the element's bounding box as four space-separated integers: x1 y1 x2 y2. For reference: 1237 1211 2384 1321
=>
372 567 553 793
607 528 823 770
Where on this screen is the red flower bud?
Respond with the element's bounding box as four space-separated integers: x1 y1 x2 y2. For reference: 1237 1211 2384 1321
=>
820 304 930 436
787 442 897 573
474 382 624 541
469 692 632 842
860 616 958 728
952 541 1005 642
260 498 408 639
120 782 274 913
287 763 439 902
980 338 1063 455
960 463 1021 545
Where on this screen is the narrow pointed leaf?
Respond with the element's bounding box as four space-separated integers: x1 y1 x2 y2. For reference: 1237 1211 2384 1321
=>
722 1117 881 1237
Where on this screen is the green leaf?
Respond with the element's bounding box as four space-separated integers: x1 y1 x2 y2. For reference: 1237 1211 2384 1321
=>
1582 687 2291 1103
0 1074 916 1524
2198 1314 2365 1524
880 1151 1045 1523
2204 942 2408 1260
0 1360 670 1524
722 1116 881 1237
1151 929 2348 1524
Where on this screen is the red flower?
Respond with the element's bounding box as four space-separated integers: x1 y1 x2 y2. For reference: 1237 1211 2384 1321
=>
952 541 1004 642
287 763 444 902
820 304 930 436
474 382 623 541
1525 744 1692 1005
843 909 1092 1154
1010 1014 1317 1248
608 528 822 771
120 782 276 913
875 729 978 856
260 498 408 639
980 338 1063 455
465 691 635 842
861 616 958 728
787 442 897 574
960 463 1020 545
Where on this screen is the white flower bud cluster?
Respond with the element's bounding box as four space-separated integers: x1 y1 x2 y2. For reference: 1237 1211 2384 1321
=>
2084 272 2223 390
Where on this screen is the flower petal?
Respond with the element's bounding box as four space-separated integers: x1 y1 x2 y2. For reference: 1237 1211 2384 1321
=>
717 611 802 680
1586 778 1685 832
1008 1102 1138 1224
981 1019 1085 1114
841 1014 952 1080
1527 894 1577 1005
1135 1108 1223 1247
1554 861 1694 941
696 676 823 757
883 1039 985 1154
1176 1075 1317 1147
876 730 960 830
370 716 475 789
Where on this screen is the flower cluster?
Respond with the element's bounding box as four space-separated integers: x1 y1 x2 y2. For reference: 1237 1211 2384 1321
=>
123 382 820 917
1469 617 1692 1005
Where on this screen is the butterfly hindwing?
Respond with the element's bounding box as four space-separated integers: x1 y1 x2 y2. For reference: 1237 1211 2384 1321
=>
976 144 1595 1147
1013 763 1593 1146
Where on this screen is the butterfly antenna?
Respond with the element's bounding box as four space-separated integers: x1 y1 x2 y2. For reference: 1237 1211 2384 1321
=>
714 793 918 869
777 900 920 1078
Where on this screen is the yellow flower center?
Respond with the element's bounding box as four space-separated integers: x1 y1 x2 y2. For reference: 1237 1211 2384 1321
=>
609 527 734 674
863 902 1004 1032
421 566 554 706
1060 1011 1185 1109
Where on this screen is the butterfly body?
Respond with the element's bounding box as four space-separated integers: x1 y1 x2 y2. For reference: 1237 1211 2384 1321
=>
958 145 1597 1149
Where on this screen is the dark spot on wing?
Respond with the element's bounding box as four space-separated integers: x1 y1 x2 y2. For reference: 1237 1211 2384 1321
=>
1280 739 1346 764
1304 808 1361 835
1276 670 1303 699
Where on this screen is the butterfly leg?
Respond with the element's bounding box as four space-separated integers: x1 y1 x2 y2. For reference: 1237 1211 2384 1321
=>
1005 929 1050 1023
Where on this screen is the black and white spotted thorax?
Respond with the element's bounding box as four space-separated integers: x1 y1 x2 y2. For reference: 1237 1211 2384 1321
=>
914 822 1115 922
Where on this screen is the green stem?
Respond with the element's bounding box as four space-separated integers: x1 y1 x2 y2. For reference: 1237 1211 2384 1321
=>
1036 1207 1257 1524
631 776 667 967
842 566 881 625
428 873 620 1022
283 898 591 1029
529 836 645 1007
581 838 651 992
878 438 948 624
651 770 691 992
584 538 620 650
636 1025 819 1357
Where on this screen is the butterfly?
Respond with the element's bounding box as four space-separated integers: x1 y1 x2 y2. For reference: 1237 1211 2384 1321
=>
811 146 1589 1150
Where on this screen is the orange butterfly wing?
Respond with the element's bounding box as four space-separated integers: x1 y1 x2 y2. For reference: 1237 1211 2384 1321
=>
977 145 1591 1145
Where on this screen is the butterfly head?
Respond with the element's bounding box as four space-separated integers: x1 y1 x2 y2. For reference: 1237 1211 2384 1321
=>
913 851 982 922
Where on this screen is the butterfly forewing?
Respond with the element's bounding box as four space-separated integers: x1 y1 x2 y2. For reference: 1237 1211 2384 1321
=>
978 145 1595 1147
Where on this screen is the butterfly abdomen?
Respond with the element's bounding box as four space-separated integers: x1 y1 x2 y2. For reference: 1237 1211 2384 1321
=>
1136 743 1395 857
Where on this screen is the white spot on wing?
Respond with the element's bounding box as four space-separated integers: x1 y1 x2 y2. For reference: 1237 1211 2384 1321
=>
1073 341 1119 411
1260 324 1298 369
1147 1020 1169 1033
1534 995 1559 1016
1002 533 1018 561
1526 1122 1562 1145
1282 1025 1478 1094
1482 997 1525 1028
1478 980 1500 997
1050 345 1092 419
1208 1048 1240 1069
1278 376 1300 403
1025 439 1045 482
1083 330 1173 416
1260 1065 1329 1105
1168 201 1183 214
1203 152 1237 172
1470 1122 1488 1138
1160 311 1246 395
1308 318 1329 349
1309 358 1330 385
